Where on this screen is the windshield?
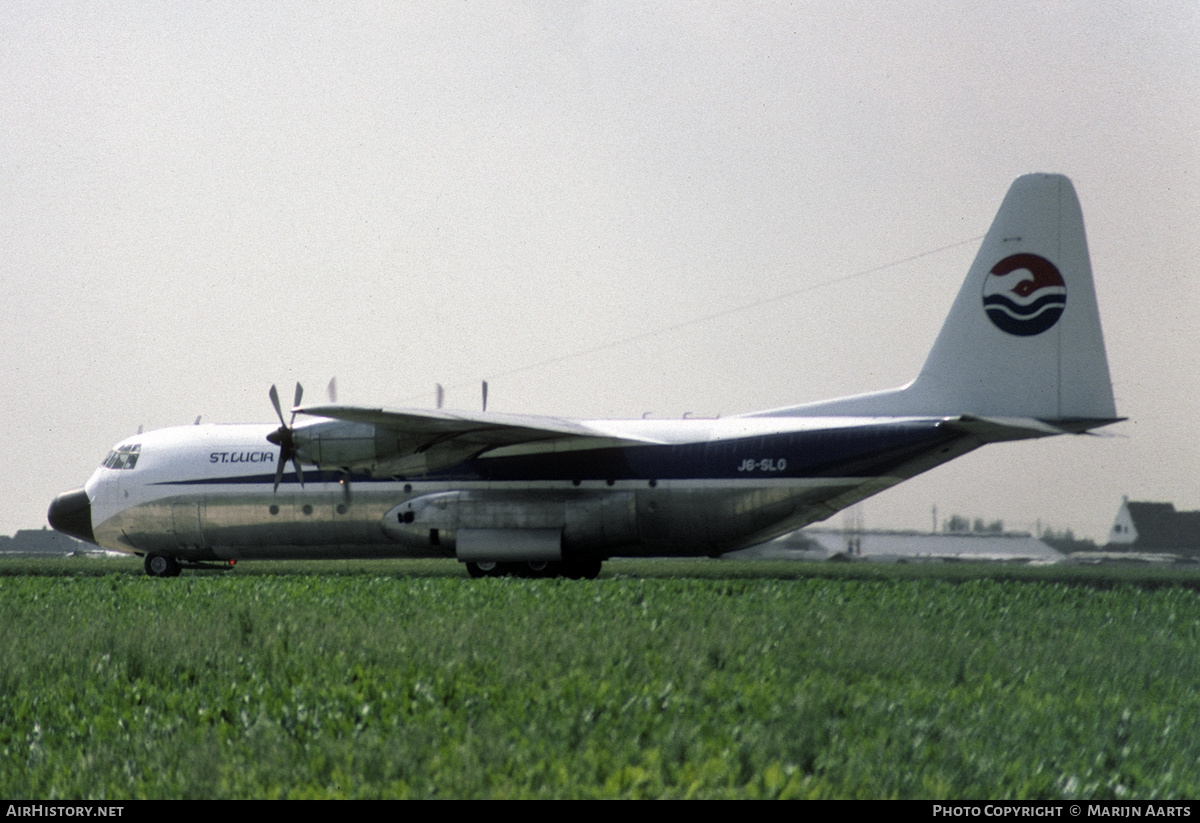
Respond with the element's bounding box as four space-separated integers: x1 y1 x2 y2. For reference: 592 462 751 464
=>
102 443 141 470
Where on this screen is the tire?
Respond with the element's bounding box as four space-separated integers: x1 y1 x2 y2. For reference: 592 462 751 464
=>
525 560 550 578
144 554 181 578
466 560 499 578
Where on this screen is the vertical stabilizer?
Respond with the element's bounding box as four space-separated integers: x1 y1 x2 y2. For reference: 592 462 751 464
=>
761 174 1118 423
908 173 1115 421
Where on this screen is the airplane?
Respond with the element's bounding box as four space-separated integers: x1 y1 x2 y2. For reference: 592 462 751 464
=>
48 174 1120 578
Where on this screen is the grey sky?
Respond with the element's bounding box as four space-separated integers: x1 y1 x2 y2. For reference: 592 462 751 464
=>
3 2 1197 541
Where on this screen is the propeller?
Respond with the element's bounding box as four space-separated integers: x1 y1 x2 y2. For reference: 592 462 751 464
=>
319 379 355 503
323 377 355 503
266 383 305 492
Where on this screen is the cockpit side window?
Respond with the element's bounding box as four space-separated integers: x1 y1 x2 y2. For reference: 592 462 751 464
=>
103 443 141 470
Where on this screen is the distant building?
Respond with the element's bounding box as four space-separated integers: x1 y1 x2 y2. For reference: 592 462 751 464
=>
733 528 1064 564
0 527 92 555
1106 497 1200 558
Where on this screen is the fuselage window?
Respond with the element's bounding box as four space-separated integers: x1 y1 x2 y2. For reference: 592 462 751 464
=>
102 444 141 470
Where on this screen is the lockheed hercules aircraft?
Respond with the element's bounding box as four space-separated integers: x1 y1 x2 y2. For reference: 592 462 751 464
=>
49 174 1120 578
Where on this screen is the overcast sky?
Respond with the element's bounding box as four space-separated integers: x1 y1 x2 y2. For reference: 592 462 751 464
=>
3 2 1197 541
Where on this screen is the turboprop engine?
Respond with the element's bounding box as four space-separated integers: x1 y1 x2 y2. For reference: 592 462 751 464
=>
267 382 502 483
270 403 484 479
290 419 481 476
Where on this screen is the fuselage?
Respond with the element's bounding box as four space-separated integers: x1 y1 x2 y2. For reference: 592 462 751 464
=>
51 415 975 564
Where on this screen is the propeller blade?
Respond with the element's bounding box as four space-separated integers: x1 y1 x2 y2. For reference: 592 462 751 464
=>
327 377 338 404
482 380 488 412
268 383 305 492
436 383 444 409
291 383 303 426
270 384 286 427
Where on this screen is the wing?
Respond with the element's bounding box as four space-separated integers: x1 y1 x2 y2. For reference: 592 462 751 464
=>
298 404 634 444
293 404 663 475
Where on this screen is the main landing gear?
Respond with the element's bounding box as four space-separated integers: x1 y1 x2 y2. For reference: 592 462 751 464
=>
144 553 181 578
465 559 603 580
142 554 235 577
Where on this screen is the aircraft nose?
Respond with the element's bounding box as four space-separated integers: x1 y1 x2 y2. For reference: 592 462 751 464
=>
48 488 96 544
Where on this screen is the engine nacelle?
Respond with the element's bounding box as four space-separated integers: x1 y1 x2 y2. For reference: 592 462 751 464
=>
293 421 380 468
292 421 482 476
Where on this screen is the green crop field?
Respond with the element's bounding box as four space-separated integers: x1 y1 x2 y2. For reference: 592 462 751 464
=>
2 556 1199 799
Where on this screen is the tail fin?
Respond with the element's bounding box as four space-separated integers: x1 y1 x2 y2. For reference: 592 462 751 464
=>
765 174 1118 425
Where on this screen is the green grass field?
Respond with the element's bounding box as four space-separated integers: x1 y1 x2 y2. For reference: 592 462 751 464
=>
2 556 1199 799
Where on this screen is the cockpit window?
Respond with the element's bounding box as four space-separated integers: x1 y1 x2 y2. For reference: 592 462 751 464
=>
103 443 141 470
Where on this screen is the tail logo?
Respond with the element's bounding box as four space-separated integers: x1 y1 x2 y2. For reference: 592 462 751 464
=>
982 253 1067 336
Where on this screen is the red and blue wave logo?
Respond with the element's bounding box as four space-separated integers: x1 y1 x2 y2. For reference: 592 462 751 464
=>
982 253 1066 336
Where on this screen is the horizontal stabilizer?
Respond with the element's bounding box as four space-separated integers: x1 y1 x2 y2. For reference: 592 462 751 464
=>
938 415 1079 443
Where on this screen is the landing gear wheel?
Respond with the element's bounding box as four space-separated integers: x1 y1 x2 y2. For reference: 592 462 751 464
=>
144 554 181 578
466 560 499 578
523 560 551 578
